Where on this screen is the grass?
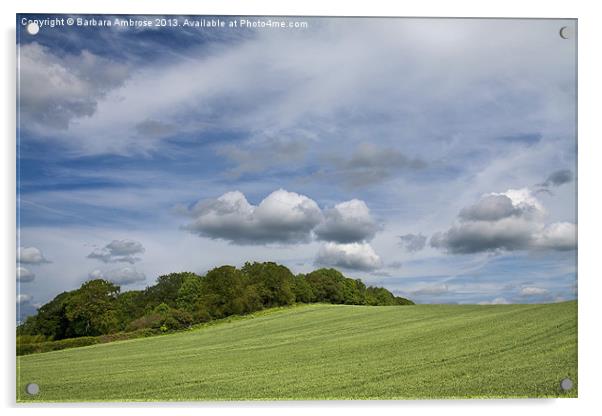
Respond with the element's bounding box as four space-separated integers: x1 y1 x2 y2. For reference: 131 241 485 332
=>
16 301 577 401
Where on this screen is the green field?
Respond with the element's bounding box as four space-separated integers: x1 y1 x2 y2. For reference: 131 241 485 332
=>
17 301 577 401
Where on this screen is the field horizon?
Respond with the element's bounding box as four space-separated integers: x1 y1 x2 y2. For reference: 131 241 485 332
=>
17 301 577 401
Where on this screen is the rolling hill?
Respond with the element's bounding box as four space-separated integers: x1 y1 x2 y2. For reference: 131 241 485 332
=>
17 301 577 401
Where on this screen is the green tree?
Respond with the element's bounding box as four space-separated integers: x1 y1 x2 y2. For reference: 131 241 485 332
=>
176 275 204 313
17 291 73 339
305 268 346 304
144 272 198 309
201 266 253 318
242 262 295 307
64 279 120 336
292 274 315 303
115 290 146 330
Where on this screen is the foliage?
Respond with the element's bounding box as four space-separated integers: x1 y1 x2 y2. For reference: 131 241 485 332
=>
241 262 295 307
17 262 413 343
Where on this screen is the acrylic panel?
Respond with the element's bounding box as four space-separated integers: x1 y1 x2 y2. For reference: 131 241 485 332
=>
16 14 577 402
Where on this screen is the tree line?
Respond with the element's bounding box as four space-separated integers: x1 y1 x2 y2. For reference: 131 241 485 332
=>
17 262 414 341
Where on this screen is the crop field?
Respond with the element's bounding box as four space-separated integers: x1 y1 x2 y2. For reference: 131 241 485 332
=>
17 301 577 401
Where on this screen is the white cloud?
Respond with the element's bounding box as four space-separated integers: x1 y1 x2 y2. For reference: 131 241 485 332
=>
88 267 146 286
17 294 33 304
315 199 378 243
18 246 50 264
520 287 549 296
17 267 35 283
478 297 510 305
184 189 323 244
315 242 382 271
87 239 145 263
533 222 577 251
411 284 448 296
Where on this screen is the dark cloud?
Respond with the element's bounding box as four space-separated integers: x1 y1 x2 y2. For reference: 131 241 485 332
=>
497 133 541 146
315 199 378 243
135 119 176 139
398 233 427 252
20 42 129 131
458 194 523 222
539 169 573 187
217 138 307 178
319 143 426 188
87 239 145 264
430 223 533 254
431 189 576 254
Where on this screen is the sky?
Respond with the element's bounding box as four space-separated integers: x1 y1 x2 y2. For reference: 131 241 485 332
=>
16 15 577 321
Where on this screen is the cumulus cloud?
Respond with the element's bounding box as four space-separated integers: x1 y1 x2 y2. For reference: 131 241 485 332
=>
17 267 35 283
184 189 323 244
520 287 549 296
17 294 33 305
399 233 427 252
533 222 577 251
87 239 145 263
459 195 525 222
315 199 378 243
20 42 129 131
88 267 146 285
315 242 382 271
431 188 576 254
18 246 50 265
478 297 510 305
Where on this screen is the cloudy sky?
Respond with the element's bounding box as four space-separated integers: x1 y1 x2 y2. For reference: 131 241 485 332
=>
16 15 577 321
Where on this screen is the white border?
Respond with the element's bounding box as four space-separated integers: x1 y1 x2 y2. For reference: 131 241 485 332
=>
2 1 600 415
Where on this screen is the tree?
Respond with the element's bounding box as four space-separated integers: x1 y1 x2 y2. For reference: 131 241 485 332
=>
18 263 414 342
292 274 315 303
201 266 252 318
241 262 295 307
176 275 204 313
144 272 199 309
115 290 146 330
64 279 120 337
305 269 346 304
17 291 73 339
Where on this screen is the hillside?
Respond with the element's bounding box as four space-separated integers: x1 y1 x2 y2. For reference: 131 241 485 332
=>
17 301 577 401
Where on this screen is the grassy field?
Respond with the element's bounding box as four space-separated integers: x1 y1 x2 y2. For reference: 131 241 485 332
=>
17 301 577 401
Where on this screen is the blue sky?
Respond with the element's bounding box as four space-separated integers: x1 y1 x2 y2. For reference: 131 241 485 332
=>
16 15 577 320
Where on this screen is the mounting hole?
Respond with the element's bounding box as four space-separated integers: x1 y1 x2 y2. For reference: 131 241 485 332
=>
559 26 572 40
25 383 40 395
26 22 39 36
560 378 573 391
